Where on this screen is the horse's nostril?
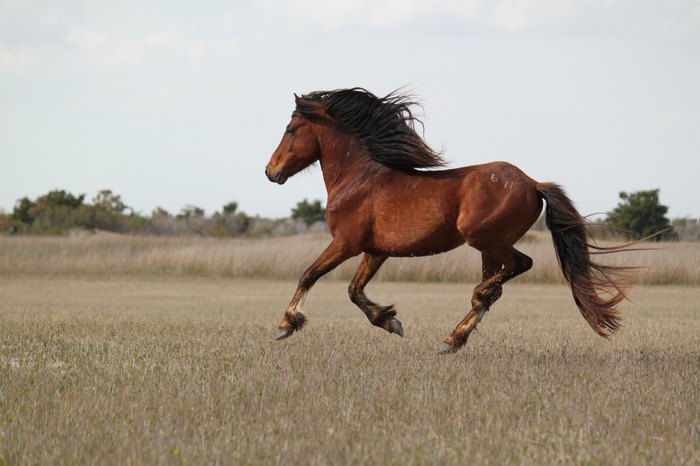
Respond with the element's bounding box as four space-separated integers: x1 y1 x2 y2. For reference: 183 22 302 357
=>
265 166 286 184
271 170 287 184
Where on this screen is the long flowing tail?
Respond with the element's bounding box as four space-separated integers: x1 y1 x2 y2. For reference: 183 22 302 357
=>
537 182 629 336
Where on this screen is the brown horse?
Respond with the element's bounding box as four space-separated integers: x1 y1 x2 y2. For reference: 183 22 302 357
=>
265 88 628 353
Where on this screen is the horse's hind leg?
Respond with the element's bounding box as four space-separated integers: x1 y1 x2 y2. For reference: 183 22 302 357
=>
348 253 404 336
439 248 532 354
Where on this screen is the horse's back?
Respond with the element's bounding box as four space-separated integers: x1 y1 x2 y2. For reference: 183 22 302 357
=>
331 160 541 255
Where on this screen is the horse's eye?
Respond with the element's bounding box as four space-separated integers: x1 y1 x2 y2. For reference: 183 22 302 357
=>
286 127 296 135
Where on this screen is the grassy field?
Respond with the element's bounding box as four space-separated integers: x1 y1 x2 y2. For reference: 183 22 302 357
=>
1 233 699 285
1 277 698 465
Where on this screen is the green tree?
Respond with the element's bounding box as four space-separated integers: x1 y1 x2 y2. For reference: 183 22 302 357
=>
222 201 238 215
12 197 36 224
87 189 129 232
93 189 126 214
606 189 672 241
11 190 86 233
291 199 325 226
32 190 85 213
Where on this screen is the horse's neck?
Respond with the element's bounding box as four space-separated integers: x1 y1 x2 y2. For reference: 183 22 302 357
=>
317 129 379 193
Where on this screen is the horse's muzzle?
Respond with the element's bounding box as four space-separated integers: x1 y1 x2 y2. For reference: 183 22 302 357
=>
265 167 288 185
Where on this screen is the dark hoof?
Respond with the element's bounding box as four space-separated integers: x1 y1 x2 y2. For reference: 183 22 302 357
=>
388 318 404 337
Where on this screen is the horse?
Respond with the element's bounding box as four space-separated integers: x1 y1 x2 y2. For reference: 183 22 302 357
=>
265 87 629 353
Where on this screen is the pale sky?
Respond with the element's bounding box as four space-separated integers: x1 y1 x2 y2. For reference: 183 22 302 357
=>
1 0 699 220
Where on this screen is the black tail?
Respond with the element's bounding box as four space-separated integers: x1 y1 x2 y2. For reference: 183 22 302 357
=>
537 182 629 336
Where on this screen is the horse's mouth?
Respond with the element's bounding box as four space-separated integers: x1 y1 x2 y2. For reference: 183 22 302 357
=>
265 168 288 185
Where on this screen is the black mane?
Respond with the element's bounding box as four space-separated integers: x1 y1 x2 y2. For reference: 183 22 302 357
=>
295 88 446 170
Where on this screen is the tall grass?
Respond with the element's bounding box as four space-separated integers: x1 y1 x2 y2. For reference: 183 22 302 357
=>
0 232 698 285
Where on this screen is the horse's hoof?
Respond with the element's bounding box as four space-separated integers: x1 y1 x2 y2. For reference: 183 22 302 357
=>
438 342 456 354
276 327 292 340
388 318 404 337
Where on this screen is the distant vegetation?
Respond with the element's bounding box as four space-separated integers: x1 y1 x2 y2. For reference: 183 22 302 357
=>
0 189 327 237
1 233 698 285
0 187 698 241
291 198 326 226
606 189 673 241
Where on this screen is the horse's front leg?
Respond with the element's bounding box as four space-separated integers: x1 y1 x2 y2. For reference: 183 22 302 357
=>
276 240 353 340
348 253 404 336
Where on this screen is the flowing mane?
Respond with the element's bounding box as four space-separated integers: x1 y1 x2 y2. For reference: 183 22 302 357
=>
294 88 446 170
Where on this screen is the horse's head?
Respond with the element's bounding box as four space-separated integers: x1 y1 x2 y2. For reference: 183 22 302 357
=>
265 94 322 185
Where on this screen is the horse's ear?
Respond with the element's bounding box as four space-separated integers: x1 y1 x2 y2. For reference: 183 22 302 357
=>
294 93 301 102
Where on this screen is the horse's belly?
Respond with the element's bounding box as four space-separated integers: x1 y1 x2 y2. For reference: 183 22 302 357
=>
368 218 464 257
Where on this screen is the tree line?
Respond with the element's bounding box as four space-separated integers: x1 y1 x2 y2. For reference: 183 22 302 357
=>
0 189 327 237
0 188 698 241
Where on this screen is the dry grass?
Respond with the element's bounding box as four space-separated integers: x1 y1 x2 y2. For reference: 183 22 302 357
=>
0 233 698 285
1 277 698 465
